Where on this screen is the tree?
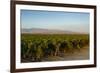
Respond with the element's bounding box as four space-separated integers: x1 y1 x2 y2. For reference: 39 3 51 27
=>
21 40 28 59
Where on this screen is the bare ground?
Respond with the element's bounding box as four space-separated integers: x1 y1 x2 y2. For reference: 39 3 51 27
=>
43 46 89 61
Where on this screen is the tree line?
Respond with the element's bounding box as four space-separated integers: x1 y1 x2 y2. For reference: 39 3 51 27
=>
21 38 89 62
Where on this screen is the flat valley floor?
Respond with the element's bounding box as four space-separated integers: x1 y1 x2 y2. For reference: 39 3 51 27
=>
21 34 89 62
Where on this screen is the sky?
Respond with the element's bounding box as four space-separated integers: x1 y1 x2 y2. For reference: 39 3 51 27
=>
21 10 90 33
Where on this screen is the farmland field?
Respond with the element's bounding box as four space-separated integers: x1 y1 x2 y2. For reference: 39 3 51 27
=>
21 34 89 63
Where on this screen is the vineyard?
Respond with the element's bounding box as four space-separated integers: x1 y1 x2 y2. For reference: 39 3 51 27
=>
21 34 89 62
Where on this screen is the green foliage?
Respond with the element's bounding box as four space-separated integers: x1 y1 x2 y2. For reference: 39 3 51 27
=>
21 34 89 62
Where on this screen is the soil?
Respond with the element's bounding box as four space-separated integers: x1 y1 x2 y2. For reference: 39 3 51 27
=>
42 46 89 61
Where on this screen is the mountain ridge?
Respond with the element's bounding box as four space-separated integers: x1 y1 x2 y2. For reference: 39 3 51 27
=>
21 28 88 34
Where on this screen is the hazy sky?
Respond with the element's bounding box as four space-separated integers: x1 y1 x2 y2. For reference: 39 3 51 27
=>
21 10 90 33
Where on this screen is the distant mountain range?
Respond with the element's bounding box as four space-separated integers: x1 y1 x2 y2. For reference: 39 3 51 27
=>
21 28 87 34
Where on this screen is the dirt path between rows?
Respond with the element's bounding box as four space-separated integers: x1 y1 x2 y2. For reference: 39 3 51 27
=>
43 46 89 61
